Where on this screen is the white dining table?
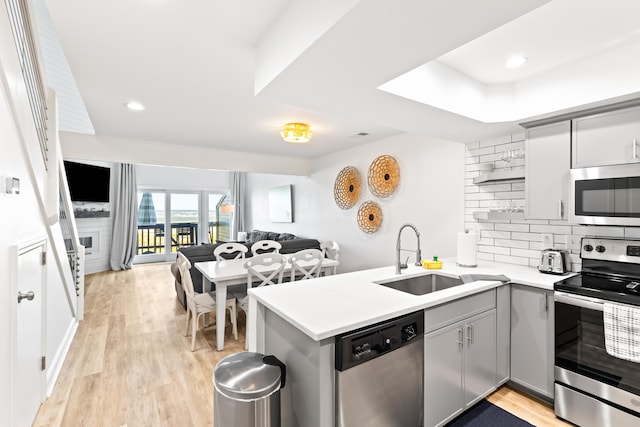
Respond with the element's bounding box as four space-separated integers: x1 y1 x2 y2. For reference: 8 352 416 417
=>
194 255 339 351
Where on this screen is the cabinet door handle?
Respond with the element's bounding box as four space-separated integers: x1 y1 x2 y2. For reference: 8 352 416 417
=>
457 328 463 346
634 138 638 160
544 293 549 313
466 324 473 345
558 200 564 219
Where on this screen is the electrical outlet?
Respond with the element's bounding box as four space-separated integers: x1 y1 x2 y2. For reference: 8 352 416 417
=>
542 233 553 249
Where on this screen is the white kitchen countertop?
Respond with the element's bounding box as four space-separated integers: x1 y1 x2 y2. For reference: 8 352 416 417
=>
249 258 575 342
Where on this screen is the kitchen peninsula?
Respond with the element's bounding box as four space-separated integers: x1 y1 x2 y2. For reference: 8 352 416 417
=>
248 259 569 427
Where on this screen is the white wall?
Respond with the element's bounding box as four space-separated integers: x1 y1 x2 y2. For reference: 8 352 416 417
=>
137 164 230 191
246 133 465 273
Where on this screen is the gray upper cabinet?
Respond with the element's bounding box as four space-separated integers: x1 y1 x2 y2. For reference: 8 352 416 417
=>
510 284 554 399
525 120 571 220
572 105 640 168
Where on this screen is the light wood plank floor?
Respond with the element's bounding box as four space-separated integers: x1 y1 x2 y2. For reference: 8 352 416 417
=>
34 262 570 426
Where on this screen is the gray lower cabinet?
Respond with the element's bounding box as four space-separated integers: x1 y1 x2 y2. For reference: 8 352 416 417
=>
424 308 496 426
510 283 554 399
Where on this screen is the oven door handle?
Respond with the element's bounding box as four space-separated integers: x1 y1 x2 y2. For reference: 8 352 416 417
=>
554 291 605 311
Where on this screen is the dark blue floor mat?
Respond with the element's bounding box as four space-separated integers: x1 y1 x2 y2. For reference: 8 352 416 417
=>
445 400 535 427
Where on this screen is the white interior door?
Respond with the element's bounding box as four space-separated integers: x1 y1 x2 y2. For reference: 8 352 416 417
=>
14 239 46 427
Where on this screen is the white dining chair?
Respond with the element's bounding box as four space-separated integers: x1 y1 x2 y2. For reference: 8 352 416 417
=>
214 242 248 261
231 253 286 349
320 240 340 275
289 249 324 282
250 240 282 255
176 252 238 351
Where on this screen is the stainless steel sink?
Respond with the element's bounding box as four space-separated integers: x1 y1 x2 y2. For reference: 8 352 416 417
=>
375 273 464 295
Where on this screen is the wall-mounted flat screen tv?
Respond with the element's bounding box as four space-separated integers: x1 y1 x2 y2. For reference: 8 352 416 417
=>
63 161 111 203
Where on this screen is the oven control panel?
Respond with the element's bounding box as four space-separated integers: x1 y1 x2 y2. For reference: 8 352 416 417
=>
581 237 640 263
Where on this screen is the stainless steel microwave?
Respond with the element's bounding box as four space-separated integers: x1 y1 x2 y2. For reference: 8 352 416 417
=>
570 164 640 225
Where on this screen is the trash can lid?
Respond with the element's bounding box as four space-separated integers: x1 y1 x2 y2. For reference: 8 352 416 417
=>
214 352 282 401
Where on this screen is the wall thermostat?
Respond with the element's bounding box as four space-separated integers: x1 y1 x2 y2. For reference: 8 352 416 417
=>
6 177 20 195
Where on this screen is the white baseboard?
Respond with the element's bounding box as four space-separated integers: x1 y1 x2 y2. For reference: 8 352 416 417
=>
46 318 78 397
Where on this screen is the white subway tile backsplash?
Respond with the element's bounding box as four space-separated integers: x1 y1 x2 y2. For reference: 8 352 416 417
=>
495 223 529 232
477 252 495 261
494 191 525 200
479 245 510 255
624 228 640 238
530 224 572 234
466 156 479 165
466 192 495 201
549 220 570 226
511 232 540 241
495 255 530 266
495 239 530 249
468 146 495 156
529 241 543 250
466 131 578 269
465 186 480 194
571 225 625 237
464 132 639 271
511 248 540 259
481 230 510 239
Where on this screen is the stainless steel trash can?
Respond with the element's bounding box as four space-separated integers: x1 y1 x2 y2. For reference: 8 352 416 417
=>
213 352 286 427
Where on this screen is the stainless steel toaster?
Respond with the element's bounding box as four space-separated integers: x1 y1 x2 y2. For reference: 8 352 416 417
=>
538 249 570 274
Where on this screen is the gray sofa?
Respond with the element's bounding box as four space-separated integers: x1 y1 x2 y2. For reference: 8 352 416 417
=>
170 230 321 309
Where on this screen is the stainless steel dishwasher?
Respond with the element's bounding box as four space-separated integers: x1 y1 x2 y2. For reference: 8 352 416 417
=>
335 310 424 427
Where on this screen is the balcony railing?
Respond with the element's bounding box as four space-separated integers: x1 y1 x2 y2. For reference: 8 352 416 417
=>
137 222 197 254
136 221 229 255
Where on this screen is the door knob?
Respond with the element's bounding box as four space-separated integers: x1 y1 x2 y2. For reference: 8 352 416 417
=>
17 291 35 303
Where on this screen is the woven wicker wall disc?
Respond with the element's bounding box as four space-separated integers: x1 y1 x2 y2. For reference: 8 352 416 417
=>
334 166 361 209
357 200 382 234
368 155 400 198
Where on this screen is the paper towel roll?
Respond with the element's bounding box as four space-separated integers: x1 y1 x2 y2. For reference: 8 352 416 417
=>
457 230 477 268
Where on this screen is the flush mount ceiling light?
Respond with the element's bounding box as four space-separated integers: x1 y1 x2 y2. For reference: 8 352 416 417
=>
125 101 145 111
505 55 528 69
281 122 312 143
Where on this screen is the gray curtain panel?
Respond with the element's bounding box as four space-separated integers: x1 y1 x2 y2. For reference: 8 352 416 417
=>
110 163 138 270
231 171 245 240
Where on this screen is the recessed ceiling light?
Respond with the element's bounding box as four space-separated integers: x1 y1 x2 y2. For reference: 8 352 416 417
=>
125 101 145 111
505 55 528 69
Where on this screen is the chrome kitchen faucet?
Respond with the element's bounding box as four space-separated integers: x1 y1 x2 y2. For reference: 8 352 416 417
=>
396 223 422 274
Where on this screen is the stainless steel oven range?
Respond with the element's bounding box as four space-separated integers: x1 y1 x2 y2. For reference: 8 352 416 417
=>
554 237 640 426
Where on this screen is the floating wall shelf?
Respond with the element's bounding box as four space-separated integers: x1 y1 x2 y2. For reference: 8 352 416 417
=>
473 169 525 184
